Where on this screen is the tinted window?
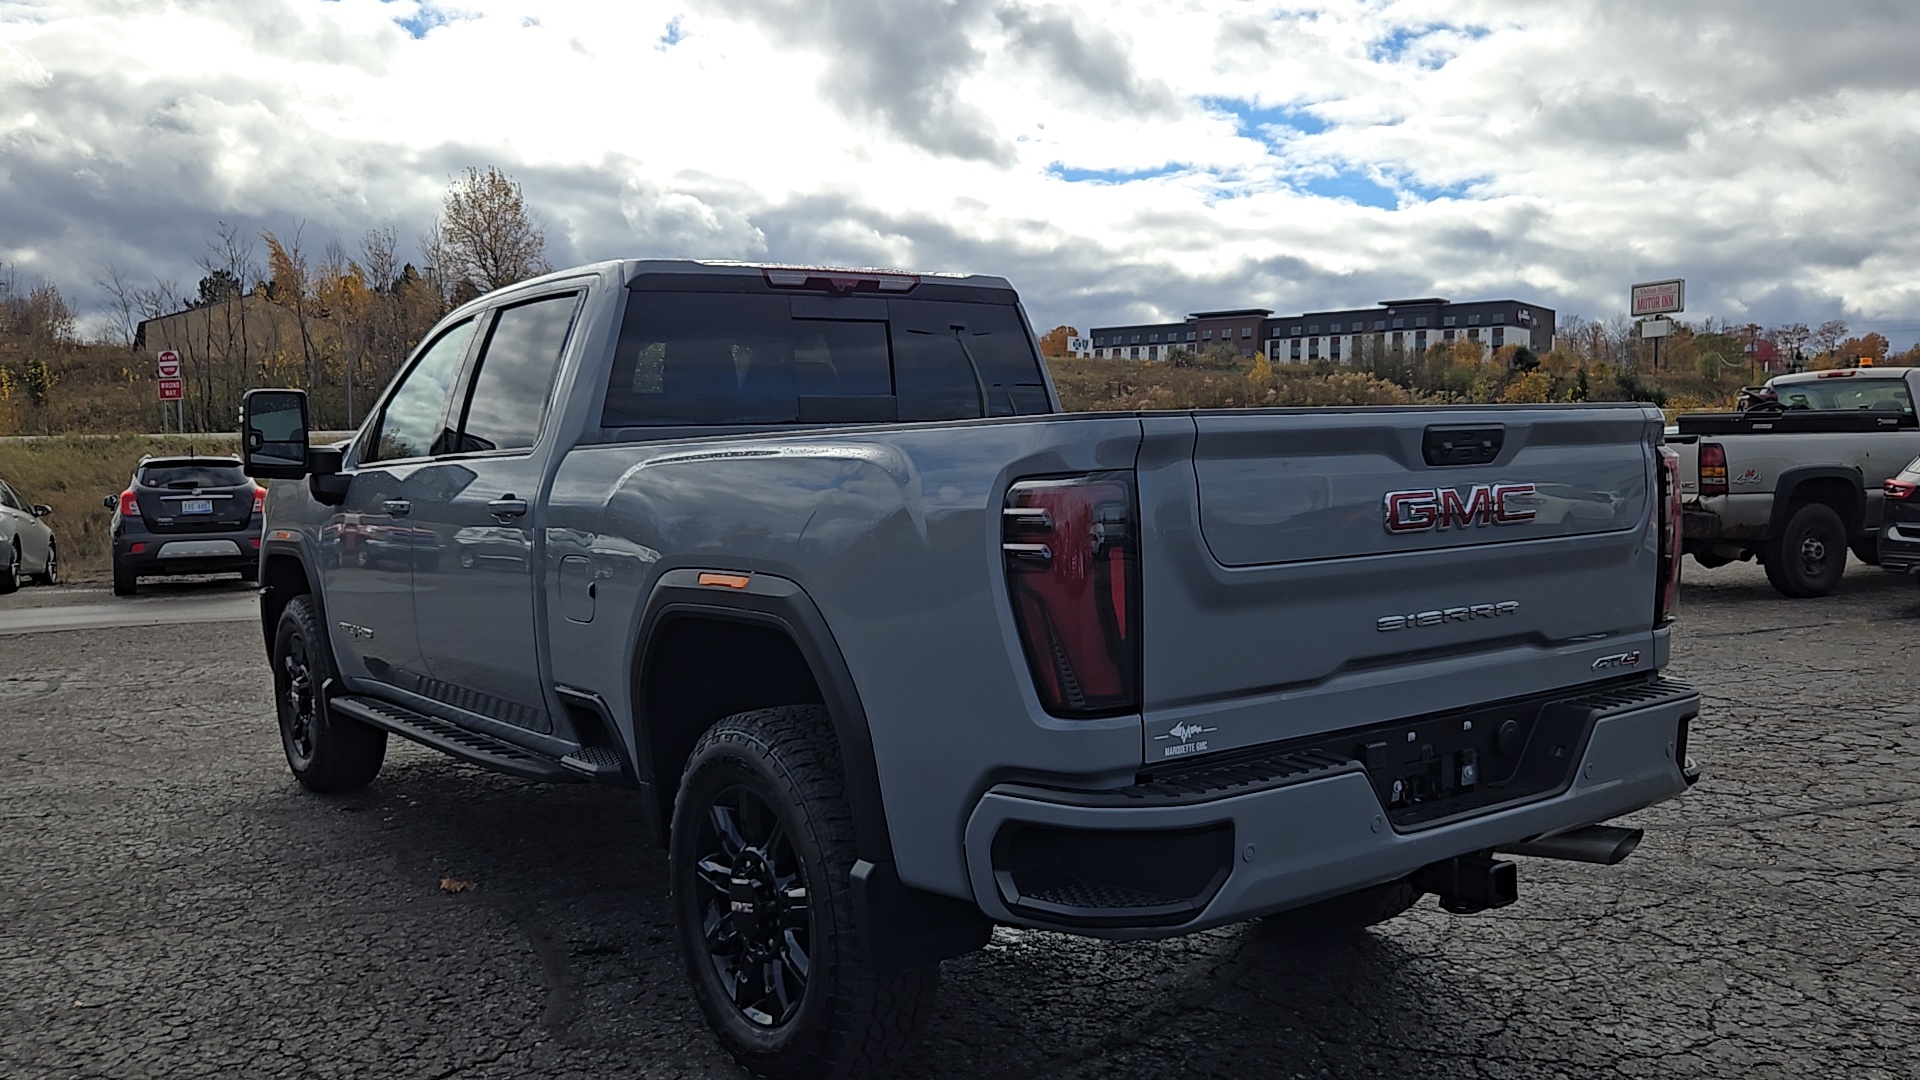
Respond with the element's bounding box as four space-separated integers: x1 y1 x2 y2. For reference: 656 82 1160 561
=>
138 463 247 489
0 482 20 510
456 294 580 452
888 300 1049 421
606 293 893 426
365 319 477 462
1774 379 1915 415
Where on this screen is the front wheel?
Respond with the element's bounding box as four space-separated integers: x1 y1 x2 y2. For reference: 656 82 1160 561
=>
273 595 386 792
671 706 938 1079
1763 502 1848 598
31 540 57 585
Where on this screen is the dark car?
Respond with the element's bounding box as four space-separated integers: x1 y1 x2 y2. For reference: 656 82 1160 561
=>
0 475 58 592
1878 456 1920 577
105 455 263 595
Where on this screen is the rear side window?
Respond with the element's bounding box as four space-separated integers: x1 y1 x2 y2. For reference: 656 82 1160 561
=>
1774 378 1916 415
139 463 247 488
454 293 581 453
602 290 1048 427
0 482 21 509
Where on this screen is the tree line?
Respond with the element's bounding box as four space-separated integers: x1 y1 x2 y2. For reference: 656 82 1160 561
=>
0 165 548 434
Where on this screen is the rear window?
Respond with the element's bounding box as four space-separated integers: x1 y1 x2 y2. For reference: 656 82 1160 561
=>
139 463 247 489
1774 378 1915 415
602 290 1049 427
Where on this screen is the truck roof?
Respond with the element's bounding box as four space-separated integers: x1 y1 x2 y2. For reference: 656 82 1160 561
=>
1769 368 1912 386
474 259 1018 301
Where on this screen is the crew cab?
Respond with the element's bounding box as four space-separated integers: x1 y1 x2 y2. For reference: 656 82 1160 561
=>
1670 367 1920 597
240 260 1701 1079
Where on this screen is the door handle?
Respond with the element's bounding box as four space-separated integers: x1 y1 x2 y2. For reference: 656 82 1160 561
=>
383 499 411 515
488 497 529 520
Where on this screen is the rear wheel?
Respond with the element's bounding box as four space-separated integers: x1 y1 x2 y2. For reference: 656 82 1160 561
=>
112 560 137 597
0 542 19 594
1763 502 1848 598
32 540 57 586
273 595 386 792
671 705 938 1079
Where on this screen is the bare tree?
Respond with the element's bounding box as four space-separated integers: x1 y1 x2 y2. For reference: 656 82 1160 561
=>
430 165 551 297
1812 319 1849 358
96 262 142 349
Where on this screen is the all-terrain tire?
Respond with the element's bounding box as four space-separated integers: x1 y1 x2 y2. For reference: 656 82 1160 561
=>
31 539 57 585
273 595 386 793
1763 502 1848 598
671 705 938 1080
1260 875 1423 938
0 542 19 595
112 560 137 597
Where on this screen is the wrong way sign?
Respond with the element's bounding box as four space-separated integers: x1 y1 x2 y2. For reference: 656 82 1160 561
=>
156 349 180 379
158 377 183 401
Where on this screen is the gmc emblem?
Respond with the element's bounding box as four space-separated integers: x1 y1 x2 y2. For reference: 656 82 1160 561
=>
1384 483 1537 533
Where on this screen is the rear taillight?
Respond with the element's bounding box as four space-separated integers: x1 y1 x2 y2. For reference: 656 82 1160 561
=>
118 489 141 518
1657 446 1682 626
1003 473 1140 717
1698 442 1728 498
1887 479 1918 501
252 487 266 515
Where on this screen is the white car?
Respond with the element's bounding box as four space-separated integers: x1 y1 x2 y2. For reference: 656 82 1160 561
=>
0 476 57 592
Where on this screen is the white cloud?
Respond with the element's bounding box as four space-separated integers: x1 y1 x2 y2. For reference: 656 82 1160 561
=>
4 0 1920 342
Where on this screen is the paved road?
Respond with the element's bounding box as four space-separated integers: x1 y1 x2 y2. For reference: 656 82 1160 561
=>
0 586 255 635
2 563 1916 1078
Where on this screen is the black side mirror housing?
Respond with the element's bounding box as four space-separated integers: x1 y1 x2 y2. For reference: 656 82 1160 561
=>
102 495 116 510
31 504 52 517
242 388 313 480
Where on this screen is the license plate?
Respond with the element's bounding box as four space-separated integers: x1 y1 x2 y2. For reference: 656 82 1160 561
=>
182 499 213 514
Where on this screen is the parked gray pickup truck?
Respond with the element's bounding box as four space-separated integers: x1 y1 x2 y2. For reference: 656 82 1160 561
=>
241 260 1701 1079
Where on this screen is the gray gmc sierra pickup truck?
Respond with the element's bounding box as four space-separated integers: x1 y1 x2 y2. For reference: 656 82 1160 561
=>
240 259 1701 1079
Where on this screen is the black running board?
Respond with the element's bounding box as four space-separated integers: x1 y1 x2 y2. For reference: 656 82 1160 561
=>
330 695 580 783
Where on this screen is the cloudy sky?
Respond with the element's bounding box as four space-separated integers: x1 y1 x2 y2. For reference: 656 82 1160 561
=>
5 0 1920 343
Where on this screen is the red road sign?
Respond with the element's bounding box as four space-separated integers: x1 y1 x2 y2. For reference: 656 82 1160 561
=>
158 377 183 401
156 349 181 379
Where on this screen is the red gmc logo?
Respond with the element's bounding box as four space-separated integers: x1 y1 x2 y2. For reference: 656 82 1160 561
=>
1384 483 1538 533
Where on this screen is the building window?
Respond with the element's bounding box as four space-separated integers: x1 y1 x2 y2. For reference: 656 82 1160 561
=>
1415 331 1428 349
1307 324 1320 334
1392 318 1404 329
1130 347 1140 358
1490 330 1504 347
1444 329 1456 341
1467 328 1480 340
1443 316 1457 328
1468 315 1481 326
1242 346 1252 357
1202 329 1212 340
1241 327 1251 338
1372 320 1386 331
1415 317 1428 328
1290 325 1301 335
1329 341 1341 360
1491 314 1504 325
1148 333 1159 342
1186 331 1196 342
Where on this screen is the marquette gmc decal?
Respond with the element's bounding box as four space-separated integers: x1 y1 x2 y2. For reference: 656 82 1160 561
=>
1384 483 1537 534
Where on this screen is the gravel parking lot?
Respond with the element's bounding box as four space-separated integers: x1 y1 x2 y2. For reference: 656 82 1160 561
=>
3 562 1916 1078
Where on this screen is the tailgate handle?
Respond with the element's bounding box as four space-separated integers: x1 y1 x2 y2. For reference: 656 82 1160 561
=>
1423 425 1504 467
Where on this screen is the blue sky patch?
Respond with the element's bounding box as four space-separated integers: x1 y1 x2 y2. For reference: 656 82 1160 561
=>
384 1 453 39
1048 163 1184 184
1371 24 1488 69
660 15 686 47
1206 97 1329 141
1303 170 1399 210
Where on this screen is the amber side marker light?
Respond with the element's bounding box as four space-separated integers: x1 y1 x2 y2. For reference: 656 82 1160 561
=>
697 572 752 589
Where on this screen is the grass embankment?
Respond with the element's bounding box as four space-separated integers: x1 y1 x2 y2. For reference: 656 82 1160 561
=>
0 435 243 581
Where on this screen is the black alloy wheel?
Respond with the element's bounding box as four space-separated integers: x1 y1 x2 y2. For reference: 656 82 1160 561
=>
1764 502 1848 598
670 706 938 1080
693 785 812 1028
272 595 386 792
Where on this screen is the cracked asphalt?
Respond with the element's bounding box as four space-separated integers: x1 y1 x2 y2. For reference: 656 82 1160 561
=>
3 561 1917 1079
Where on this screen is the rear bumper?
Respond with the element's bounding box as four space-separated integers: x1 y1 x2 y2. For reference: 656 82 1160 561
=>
114 526 260 575
1880 524 1920 576
963 678 1699 938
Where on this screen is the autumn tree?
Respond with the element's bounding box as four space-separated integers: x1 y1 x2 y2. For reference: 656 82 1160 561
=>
1834 332 1890 365
427 166 550 297
1038 325 1078 357
1811 319 1849 359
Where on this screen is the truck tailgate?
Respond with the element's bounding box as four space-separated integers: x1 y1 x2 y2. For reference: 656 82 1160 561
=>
1135 406 1664 764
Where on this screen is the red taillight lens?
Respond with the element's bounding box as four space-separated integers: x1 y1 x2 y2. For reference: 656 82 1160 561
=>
1003 473 1140 717
118 489 141 518
1698 442 1728 498
1657 446 1682 626
1886 479 1918 501
252 487 266 515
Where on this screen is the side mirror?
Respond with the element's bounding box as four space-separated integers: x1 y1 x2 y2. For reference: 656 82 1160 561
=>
242 388 312 480
32 504 52 517
102 495 116 510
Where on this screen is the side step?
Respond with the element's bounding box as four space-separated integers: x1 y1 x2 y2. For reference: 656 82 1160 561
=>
330 695 580 783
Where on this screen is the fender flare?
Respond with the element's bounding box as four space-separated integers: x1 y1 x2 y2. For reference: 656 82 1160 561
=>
258 538 329 654
629 569 894 867
1769 466 1866 537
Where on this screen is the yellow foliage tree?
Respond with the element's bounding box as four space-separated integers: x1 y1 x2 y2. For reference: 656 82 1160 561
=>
1499 371 1552 403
